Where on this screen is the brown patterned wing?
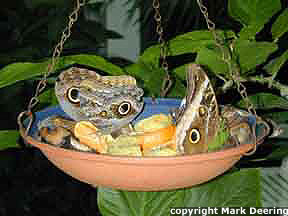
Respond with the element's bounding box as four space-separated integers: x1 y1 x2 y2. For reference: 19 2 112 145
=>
55 67 144 133
221 105 272 146
176 64 219 154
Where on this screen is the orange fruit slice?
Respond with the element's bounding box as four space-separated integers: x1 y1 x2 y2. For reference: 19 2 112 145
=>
74 121 108 153
138 125 176 152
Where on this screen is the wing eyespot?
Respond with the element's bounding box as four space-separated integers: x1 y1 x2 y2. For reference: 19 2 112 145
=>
188 128 201 144
67 87 80 104
118 102 131 116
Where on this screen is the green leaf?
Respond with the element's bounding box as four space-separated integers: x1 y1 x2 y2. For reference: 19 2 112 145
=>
125 62 185 98
0 130 20 150
183 169 261 207
238 24 264 39
98 169 261 216
0 54 124 89
265 146 288 161
168 78 186 98
140 30 235 66
264 49 288 76
234 40 278 74
0 62 48 89
98 188 184 216
208 120 230 152
261 167 288 207
173 64 187 81
98 168 288 213
38 88 58 106
125 62 162 96
196 47 229 76
60 55 124 75
264 111 288 123
169 30 235 56
272 9 288 41
236 93 288 110
228 0 281 39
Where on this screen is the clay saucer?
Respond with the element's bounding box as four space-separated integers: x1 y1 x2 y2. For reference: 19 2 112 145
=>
19 98 253 191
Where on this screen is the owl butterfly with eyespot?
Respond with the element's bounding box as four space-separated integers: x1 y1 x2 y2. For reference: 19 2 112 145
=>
175 64 280 155
175 64 220 154
55 67 144 133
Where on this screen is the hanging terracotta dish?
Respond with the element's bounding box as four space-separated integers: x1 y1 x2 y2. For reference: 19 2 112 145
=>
20 98 256 191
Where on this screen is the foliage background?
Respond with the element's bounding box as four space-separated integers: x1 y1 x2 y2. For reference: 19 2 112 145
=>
1 0 288 215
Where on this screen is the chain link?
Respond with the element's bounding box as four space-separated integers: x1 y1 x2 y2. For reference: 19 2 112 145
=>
19 0 85 135
196 0 256 115
235 77 257 115
196 0 257 154
152 0 172 97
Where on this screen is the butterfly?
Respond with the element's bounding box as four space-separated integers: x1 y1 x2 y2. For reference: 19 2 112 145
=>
175 64 275 155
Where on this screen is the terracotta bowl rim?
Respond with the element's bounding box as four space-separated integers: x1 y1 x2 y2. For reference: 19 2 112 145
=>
22 128 253 166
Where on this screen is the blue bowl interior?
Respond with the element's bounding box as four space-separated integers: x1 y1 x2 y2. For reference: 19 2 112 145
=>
28 97 181 137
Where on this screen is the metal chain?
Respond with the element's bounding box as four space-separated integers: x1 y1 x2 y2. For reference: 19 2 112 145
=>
19 0 85 135
152 0 172 97
196 0 257 155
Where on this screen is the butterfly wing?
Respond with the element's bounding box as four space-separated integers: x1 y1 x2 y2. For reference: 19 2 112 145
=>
175 64 220 154
221 106 272 146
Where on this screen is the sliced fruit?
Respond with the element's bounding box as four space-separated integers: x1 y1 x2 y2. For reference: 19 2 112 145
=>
74 121 108 153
